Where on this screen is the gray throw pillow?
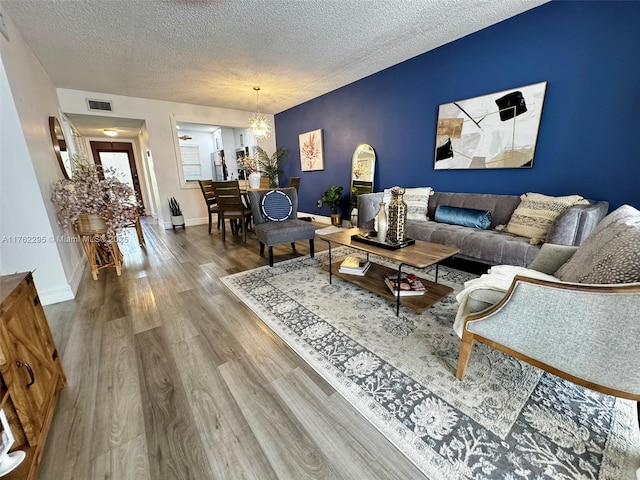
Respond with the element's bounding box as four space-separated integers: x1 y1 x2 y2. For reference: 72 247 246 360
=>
555 204 640 284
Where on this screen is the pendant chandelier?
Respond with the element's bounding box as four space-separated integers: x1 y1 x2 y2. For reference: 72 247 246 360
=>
248 86 272 140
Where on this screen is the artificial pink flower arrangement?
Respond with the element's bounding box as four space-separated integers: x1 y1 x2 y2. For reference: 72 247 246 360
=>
51 154 139 235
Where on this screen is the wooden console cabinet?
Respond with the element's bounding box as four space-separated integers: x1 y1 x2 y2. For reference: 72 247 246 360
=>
0 272 66 479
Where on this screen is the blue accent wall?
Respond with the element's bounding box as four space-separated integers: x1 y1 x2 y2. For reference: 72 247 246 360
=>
275 1 640 215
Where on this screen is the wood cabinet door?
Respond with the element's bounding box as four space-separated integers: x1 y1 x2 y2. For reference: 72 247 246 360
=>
0 281 58 445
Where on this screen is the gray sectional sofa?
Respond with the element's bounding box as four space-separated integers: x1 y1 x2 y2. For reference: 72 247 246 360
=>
357 191 609 267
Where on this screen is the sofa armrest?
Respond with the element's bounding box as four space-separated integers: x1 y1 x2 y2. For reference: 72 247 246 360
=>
526 243 579 274
457 276 640 400
356 192 384 229
546 201 609 246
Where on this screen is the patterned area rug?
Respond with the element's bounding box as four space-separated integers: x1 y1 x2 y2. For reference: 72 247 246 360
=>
221 247 640 479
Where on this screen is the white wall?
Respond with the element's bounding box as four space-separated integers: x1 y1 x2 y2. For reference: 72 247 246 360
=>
0 10 84 303
57 89 276 229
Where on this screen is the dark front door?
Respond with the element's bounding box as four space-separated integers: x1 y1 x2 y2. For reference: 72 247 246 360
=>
90 141 144 211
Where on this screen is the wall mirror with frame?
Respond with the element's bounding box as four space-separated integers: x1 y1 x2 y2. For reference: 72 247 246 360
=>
350 143 375 196
49 116 72 179
349 143 376 225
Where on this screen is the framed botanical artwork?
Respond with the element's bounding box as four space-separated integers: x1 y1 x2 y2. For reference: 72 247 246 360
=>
434 81 547 169
299 129 324 171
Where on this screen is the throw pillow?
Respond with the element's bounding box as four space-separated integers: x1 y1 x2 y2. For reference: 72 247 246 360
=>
404 187 433 222
260 190 292 222
555 204 640 284
382 187 433 222
500 192 588 244
434 205 492 229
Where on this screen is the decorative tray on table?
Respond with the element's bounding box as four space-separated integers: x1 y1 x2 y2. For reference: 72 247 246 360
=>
351 231 415 250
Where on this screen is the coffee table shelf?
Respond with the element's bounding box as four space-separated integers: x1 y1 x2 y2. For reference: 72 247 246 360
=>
319 228 459 315
322 261 453 313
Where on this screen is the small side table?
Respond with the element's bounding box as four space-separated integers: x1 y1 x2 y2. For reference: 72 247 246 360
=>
76 213 123 280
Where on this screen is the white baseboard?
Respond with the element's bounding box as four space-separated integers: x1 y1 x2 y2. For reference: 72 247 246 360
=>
39 256 86 305
67 256 86 296
298 212 353 227
161 214 351 229
162 216 208 229
39 283 75 305
298 212 331 224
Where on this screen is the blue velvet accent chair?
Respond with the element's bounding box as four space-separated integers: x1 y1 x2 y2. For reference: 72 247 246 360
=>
247 188 316 267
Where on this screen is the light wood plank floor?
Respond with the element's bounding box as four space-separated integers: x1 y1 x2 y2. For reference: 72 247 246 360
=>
40 218 428 480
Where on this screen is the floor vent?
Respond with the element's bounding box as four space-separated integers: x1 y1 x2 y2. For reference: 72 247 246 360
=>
86 99 113 112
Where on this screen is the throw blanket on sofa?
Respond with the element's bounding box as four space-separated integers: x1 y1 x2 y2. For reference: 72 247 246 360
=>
453 265 558 338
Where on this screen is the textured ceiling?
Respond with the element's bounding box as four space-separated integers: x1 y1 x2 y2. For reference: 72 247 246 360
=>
2 0 547 115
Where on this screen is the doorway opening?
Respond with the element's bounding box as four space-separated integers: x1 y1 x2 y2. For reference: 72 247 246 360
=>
90 141 145 212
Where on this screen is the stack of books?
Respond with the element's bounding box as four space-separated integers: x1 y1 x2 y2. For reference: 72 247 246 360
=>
384 273 426 296
339 256 371 276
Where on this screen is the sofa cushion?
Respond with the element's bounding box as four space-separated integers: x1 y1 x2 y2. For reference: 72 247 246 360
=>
555 204 640 284
434 205 491 229
405 221 540 267
500 193 588 245
527 244 579 275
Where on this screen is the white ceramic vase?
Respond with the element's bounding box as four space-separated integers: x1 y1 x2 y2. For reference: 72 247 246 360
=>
376 202 388 243
248 172 261 189
350 207 358 227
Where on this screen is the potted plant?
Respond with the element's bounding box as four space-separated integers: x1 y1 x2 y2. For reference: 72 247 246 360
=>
256 146 288 188
168 197 185 229
322 184 344 226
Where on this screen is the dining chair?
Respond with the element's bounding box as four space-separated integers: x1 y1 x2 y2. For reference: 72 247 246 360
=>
288 177 301 193
211 180 252 242
198 180 221 233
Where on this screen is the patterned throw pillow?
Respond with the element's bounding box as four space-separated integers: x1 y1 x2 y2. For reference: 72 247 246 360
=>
555 204 640 284
404 187 433 222
382 186 433 222
500 192 588 244
260 190 292 222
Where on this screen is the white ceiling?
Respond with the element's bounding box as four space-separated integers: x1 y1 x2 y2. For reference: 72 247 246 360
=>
3 0 547 120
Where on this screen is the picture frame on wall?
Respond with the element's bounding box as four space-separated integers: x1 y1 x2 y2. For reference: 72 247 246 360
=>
434 81 547 170
299 129 324 171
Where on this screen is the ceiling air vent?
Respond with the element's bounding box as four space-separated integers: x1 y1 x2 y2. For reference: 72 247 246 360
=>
86 99 113 112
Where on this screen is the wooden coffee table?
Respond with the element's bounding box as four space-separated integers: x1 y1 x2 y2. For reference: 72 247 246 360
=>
319 228 459 315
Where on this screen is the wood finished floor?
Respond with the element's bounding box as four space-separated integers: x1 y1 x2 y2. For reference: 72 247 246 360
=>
40 218 428 480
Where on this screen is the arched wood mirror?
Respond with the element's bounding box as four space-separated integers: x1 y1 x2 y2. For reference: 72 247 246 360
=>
49 116 72 179
349 144 376 225
351 143 375 190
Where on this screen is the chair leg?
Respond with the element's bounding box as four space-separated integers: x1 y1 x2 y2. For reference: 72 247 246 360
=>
291 242 296 253
268 246 274 267
221 216 226 242
456 334 474 380
217 213 221 230
259 242 265 256
309 239 315 258
208 212 212 234
241 216 247 243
